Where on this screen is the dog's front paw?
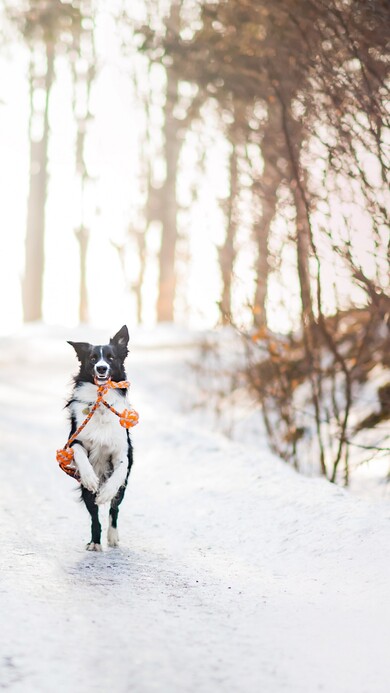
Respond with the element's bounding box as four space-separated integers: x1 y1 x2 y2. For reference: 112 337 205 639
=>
80 467 99 494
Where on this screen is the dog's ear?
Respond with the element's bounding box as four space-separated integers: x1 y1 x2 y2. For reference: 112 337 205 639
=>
67 341 91 362
110 325 129 353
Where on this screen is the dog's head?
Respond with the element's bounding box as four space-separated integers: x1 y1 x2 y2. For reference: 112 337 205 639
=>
68 325 129 385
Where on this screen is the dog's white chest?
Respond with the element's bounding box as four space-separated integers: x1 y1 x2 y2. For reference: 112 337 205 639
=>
71 383 127 452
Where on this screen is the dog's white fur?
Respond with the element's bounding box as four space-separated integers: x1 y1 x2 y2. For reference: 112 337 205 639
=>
70 382 129 504
86 542 102 552
107 516 119 547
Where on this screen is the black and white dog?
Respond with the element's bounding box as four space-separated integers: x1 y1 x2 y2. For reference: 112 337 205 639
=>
66 325 134 551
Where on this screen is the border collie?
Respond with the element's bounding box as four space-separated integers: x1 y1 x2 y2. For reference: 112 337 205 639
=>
66 325 134 551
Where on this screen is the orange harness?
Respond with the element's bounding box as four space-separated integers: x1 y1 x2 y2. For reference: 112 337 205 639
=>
56 379 139 481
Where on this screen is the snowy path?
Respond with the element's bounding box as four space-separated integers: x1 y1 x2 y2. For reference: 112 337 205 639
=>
1 328 390 693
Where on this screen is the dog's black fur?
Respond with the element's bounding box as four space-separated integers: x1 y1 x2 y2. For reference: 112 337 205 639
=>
66 325 133 551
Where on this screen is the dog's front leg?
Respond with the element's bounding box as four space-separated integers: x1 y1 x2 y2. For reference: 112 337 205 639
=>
95 453 128 505
73 443 99 493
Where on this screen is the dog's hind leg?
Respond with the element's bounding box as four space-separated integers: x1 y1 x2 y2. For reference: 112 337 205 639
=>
107 485 126 547
81 487 102 551
108 436 133 548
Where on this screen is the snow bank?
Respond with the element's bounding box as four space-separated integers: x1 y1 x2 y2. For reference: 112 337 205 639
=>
0 325 390 693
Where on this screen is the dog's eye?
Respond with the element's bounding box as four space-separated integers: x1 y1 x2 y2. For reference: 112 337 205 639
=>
91 356 97 363
108 355 114 362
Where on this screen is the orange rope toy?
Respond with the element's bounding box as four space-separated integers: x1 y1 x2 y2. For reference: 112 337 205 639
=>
56 379 139 481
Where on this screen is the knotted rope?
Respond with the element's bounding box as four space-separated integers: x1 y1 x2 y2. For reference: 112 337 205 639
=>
56 379 139 481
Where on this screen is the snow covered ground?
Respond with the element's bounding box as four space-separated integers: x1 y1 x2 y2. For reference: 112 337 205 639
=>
1 325 390 693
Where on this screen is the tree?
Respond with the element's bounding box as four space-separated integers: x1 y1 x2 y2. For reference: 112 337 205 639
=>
71 3 95 323
157 0 390 484
137 0 204 322
159 0 389 327
156 2 181 322
10 0 84 322
218 126 239 322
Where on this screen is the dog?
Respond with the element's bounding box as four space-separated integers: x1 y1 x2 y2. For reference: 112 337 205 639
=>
66 325 134 551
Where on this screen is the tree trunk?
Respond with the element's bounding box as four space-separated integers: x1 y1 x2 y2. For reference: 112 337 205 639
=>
279 99 315 330
22 42 54 322
72 26 95 325
135 230 147 324
293 183 314 329
218 142 238 323
253 103 282 328
75 226 89 323
156 4 180 323
252 160 279 329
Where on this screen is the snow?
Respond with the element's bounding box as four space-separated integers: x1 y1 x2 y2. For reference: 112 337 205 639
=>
195 327 390 498
1 326 390 693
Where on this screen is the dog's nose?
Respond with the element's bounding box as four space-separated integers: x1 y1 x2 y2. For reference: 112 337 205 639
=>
96 365 108 375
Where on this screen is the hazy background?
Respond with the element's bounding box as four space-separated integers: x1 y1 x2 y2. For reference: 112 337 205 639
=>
0 0 389 486
1 0 387 336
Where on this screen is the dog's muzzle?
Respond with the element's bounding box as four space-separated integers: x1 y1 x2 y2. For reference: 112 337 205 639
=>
94 364 110 382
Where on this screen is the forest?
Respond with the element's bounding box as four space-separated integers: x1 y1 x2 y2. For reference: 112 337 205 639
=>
1 0 389 487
